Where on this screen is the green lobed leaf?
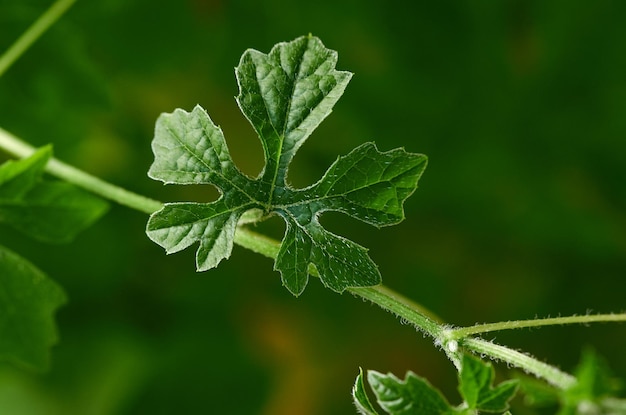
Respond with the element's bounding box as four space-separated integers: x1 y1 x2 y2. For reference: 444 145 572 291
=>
353 368 380 415
459 354 519 413
0 146 109 243
367 370 453 414
0 245 66 370
147 35 427 295
358 356 519 415
146 105 258 270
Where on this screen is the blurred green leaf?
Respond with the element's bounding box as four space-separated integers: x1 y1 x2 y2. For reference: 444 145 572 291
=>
147 35 427 296
0 146 109 243
0 145 50 200
1 181 109 244
558 349 626 415
0 245 66 370
515 373 560 408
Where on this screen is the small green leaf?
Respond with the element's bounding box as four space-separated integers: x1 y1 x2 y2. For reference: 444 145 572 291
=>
353 368 380 415
459 354 519 413
367 370 452 414
147 36 427 295
0 147 109 243
0 245 66 370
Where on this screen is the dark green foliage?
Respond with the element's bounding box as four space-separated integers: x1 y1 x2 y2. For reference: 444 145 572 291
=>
1 1 625 414
146 36 427 296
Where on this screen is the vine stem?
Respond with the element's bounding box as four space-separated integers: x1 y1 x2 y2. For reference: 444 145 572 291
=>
3 126 626 389
0 0 78 78
0 127 163 214
234 227 444 339
449 313 626 339
462 337 577 389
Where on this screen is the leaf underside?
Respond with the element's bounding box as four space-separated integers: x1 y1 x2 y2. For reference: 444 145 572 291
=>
353 367 380 415
147 35 427 295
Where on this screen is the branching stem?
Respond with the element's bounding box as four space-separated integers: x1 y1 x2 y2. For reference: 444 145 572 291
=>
462 337 577 389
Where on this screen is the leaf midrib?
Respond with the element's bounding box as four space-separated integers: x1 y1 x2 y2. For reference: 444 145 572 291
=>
263 38 313 209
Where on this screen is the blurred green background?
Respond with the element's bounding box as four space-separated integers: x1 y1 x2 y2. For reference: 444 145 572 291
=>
1 0 625 413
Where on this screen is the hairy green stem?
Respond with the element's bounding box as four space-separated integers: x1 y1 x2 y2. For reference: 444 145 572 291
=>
349 286 443 336
449 313 626 339
234 227 281 258
0 0 77 78
235 228 444 338
462 337 577 389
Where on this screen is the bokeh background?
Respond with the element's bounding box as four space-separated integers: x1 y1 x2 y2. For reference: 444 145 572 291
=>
1 0 625 413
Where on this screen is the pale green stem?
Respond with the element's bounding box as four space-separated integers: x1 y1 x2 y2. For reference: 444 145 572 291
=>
0 0 77 78
449 313 626 339
235 228 444 338
462 337 577 389
348 286 443 338
0 126 163 214
234 227 281 258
